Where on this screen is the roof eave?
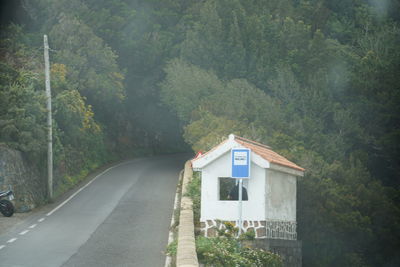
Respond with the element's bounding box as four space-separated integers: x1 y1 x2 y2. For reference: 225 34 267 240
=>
269 163 305 177
192 139 271 170
191 139 236 169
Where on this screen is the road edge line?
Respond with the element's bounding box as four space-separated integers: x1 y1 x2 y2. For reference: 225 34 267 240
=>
46 161 131 217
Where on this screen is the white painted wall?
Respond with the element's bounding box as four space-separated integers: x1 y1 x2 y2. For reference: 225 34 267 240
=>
265 170 297 221
200 151 266 221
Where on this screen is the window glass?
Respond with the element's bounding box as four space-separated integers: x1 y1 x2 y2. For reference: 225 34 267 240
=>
219 177 248 201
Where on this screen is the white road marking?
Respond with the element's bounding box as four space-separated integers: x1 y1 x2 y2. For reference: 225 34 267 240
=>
29 224 37 229
7 238 17 243
38 218 45 222
46 161 130 217
19 230 29 235
0 245 5 250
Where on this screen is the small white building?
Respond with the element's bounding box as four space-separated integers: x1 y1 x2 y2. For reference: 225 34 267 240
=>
191 134 304 239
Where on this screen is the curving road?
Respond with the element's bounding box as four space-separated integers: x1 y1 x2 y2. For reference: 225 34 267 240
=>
0 154 188 267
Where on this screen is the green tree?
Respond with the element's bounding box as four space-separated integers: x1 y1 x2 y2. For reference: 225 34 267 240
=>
0 26 46 161
160 59 223 123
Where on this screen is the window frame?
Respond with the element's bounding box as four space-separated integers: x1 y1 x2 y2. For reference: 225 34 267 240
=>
218 177 249 201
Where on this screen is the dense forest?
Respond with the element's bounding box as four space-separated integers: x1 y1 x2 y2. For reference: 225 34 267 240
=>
1 0 399 266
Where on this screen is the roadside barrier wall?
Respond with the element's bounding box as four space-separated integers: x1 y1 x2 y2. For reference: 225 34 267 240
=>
176 161 199 267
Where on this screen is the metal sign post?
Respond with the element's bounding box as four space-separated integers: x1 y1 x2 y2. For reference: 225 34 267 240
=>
238 178 243 235
231 148 251 236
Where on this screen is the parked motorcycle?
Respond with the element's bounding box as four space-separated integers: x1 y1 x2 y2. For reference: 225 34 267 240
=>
0 189 15 217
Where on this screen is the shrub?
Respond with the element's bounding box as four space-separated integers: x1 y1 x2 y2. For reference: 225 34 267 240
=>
216 221 239 238
166 240 177 256
240 247 283 267
240 228 255 241
185 171 201 222
196 236 283 267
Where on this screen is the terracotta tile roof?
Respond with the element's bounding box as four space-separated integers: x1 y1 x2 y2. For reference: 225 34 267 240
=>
192 134 305 172
234 136 305 172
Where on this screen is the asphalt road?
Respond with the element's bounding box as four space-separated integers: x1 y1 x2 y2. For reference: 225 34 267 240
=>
0 154 188 267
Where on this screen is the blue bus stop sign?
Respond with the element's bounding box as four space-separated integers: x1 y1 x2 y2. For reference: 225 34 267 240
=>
231 148 251 178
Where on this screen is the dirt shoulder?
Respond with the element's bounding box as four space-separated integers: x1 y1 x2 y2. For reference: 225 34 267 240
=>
0 158 133 236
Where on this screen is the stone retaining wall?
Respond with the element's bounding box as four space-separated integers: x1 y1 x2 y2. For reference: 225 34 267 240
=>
200 219 297 240
0 145 46 212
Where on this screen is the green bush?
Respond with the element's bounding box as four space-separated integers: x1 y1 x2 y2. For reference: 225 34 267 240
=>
185 171 201 223
240 228 256 241
196 236 283 267
216 221 238 238
166 240 177 256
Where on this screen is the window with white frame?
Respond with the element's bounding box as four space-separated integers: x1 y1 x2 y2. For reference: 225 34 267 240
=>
219 177 248 201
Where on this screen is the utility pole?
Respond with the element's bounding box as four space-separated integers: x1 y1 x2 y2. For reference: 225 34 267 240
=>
44 35 53 200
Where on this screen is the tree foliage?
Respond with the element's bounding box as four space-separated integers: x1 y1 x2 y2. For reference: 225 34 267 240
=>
0 25 46 161
1 0 399 265
159 0 400 266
